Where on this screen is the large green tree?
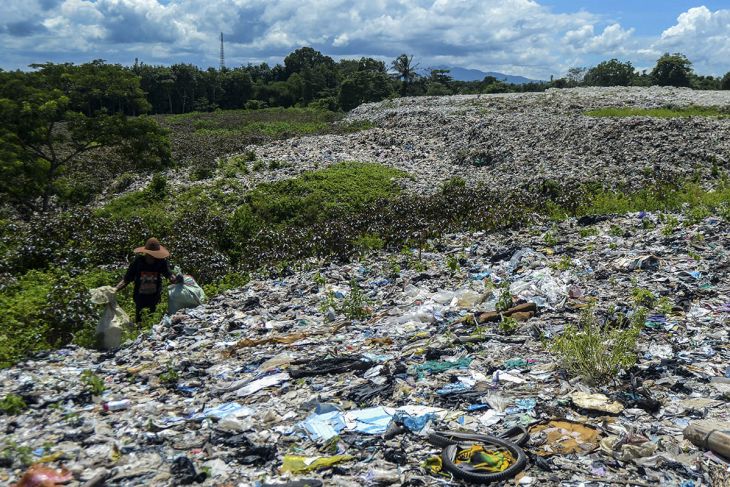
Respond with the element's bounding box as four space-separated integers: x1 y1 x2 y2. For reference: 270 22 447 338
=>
0 63 170 213
651 53 693 87
584 59 636 86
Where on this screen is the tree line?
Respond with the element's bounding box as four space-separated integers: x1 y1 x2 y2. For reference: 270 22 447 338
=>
560 53 730 90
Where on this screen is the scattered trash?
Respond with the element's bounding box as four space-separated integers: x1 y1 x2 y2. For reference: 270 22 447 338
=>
570 392 625 415
2 167 729 485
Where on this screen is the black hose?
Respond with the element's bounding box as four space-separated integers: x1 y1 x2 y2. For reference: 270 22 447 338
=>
427 430 528 483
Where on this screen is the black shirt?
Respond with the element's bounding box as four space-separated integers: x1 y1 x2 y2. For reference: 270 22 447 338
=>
124 256 173 304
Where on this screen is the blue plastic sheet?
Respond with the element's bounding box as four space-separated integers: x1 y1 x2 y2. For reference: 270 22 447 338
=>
300 410 346 441
345 406 392 435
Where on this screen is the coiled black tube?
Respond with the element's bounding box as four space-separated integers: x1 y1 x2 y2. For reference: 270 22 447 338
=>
428 430 528 483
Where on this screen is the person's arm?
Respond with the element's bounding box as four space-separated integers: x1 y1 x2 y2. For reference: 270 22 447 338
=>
116 259 137 291
163 259 180 283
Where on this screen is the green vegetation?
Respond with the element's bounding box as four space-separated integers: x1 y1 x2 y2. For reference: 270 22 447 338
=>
585 106 730 118
575 182 730 217
159 366 180 386
551 303 644 385
631 287 656 308
498 316 518 335
446 254 461 274
231 162 406 237
495 280 513 313
80 369 106 396
0 393 27 415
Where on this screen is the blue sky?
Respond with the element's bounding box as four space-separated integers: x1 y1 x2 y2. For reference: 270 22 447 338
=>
1 1 729 79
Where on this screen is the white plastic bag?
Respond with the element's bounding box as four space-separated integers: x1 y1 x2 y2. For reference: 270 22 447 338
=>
168 275 207 314
90 286 129 350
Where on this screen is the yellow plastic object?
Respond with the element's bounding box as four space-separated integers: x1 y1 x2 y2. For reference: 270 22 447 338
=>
280 454 353 473
423 455 443 474
454 445 514 472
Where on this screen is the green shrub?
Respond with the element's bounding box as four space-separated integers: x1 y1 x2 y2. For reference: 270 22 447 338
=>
340 279 371 320
550 304 642 385
80 370 106 396
354 234 384 256
0 394 27 415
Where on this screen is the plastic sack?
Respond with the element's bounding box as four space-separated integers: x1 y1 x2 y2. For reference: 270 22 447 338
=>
168 275 207 314
90 286 129 350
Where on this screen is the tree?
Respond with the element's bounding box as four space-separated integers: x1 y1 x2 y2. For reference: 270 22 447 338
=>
584 59 635 86
338 71 393 111
651 53 693 87
720 72 730 90
566 67 587 86
0 63 171 213
391 54 419 95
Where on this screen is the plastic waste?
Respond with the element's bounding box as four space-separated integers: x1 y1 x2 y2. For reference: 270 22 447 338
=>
89 286 129 350
570 392 624 415
102 399 131 412
280 454 353 473
15 465 73 487
168 274 207 314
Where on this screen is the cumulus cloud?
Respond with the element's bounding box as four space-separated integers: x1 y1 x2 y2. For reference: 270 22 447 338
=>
1 1 729 78
652 6 730 74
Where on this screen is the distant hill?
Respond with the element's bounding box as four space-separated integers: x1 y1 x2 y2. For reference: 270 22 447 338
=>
429 66 542 84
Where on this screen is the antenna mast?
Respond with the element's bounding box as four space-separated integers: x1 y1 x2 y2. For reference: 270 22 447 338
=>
219 32 225 70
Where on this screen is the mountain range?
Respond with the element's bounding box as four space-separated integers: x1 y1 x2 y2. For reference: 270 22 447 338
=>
428 66 542 84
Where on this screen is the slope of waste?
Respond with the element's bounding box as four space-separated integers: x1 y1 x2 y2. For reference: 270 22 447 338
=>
2 210 729 486
219 86 730 195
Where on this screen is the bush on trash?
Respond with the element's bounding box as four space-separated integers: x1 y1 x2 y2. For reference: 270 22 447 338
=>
550 303 644 385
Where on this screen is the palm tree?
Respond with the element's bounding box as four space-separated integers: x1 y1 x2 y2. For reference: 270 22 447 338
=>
391 54 419 95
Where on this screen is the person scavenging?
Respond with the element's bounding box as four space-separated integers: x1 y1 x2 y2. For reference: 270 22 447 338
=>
115 237 179 323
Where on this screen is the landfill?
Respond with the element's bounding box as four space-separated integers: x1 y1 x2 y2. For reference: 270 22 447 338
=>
162 86 730 198
1 204 729 485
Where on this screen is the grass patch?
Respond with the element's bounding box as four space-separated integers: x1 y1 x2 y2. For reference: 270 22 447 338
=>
586 106 730 118
232 162 407 236
575 182 730 217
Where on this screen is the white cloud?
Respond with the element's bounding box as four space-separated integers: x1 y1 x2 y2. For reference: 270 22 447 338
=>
652 6 730 75
1 1 730 78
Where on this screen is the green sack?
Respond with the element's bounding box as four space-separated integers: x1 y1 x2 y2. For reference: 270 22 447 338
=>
168 275 206 314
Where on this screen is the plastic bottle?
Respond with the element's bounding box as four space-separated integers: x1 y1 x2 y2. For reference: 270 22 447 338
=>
103 399 131 412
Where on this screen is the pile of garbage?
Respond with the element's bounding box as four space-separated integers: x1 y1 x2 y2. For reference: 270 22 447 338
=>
1 208 729 486
202 86 730 196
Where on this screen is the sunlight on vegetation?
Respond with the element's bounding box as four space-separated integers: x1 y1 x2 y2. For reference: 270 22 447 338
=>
585 106 730 118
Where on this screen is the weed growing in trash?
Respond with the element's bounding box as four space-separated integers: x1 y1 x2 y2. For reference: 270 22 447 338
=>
543 228 559 247
446 254 461 274
631 287 656 308
0 393 27 415
2 170 729 365
550 302 644 385
498 316 518 335
656 296 674 316
1 440 33 467
80 370 106 396
341 280 371 321
579 227 599 238
688 250 702 261
551 255 573 271
159 366 180 386
495 280 513 312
